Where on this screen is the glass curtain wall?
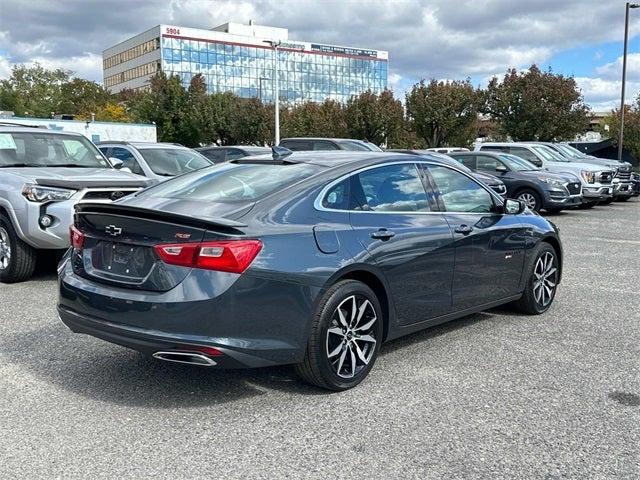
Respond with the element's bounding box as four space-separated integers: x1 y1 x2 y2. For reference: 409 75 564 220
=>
161 36 387 104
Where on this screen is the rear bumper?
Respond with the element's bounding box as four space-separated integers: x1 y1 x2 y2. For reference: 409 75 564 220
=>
58 305 273 368
57 261 317 368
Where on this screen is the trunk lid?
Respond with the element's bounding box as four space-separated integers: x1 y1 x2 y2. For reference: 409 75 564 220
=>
72 202 249 291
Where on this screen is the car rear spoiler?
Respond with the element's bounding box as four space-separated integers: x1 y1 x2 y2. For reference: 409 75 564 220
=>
75 202 248 230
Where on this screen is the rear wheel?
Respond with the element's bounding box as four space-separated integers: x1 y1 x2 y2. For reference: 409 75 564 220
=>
516 189 541 212
296 280 383 391
0 215 37 283
512 243 559 315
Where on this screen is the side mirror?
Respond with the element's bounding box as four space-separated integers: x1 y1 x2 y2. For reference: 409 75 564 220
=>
495 165 508 173
109 158 132 174
504 198 525 215
109 158 124 169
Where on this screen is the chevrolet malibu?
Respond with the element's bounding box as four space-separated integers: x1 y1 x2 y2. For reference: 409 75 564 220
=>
58 150 563 391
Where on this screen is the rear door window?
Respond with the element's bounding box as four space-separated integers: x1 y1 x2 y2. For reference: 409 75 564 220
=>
475 155 502 172
351 163 430 212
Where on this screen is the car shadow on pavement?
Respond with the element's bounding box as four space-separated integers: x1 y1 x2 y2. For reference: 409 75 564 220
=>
0 309 507 406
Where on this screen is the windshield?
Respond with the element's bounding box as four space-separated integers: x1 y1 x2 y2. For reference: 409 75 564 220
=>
0 131 111 168
532 145 569 162
138 148 212 176
338 141 372 151
338 140 382 152
138 162 320 202
499 154 541 171
556 144 584 159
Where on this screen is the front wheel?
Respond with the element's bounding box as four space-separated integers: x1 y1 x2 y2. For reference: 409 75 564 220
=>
602 197 615 205
516 189 541 212
0 215 37 283
512 243 559 315
295 280 383 391
615 196 630 202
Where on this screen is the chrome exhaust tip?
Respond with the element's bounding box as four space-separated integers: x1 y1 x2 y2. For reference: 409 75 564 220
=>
152 351 217 367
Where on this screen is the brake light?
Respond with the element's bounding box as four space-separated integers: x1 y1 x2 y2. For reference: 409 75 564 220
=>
154 240 262 273
69 225 84 250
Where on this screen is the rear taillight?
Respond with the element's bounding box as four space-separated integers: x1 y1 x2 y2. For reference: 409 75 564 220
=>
69 225 84 250
154 240 262 273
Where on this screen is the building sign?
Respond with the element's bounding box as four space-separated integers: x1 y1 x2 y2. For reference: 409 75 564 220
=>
310 43 378 58
165 26 181 35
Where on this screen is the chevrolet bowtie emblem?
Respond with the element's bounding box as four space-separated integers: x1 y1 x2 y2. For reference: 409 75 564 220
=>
105 225 122 236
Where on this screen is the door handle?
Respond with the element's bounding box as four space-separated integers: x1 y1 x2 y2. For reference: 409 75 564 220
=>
371 228 396 240
454 225 474 235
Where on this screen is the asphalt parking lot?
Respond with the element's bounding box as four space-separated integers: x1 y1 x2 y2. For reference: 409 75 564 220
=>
1 200 639 479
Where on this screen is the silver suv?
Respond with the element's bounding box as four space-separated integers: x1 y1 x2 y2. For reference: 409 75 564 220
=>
0 126 150 283
475 142 615 206
97 141 212 181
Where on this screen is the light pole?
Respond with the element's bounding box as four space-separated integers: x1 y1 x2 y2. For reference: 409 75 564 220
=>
618 2 640 161
264 40 282 145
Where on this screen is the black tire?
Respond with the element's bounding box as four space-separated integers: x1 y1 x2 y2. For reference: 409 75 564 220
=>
602 197 615 205
615 196 630 202
545 208 563 214
512 242 559 315
295 280 383 391
578 201 597 209
515 189 542 212
0 215 37 283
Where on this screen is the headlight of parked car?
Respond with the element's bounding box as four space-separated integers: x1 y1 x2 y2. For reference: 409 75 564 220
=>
537 177 565 186
21 184 77 202
581 170 595 184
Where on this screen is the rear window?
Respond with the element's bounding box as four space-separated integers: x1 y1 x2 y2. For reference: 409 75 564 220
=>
138 148 212 176
138 162 320 202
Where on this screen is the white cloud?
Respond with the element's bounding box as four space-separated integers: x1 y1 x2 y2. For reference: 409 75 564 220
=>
594 53 640 82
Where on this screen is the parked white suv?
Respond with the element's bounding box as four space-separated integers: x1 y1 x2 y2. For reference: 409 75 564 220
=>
0 126 150 283
475 142 615 206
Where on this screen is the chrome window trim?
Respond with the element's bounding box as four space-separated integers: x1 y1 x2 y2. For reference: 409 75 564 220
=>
313 160 504 215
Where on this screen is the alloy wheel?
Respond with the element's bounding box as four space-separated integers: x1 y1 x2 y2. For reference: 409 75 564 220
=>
325 295 378 379
0 227 11 271
518 192 537 210
532 251 557 307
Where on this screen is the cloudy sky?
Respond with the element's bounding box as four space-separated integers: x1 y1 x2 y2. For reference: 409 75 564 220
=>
1 0 639 111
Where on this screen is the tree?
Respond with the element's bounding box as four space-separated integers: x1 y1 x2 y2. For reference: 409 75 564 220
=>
59 78 111 119
405 79 480 148
94 102 131 122
128 72 189 143
281 99 347 138
345 90 405 147
483 65 590 141
598 96 640 161
0 63 71 117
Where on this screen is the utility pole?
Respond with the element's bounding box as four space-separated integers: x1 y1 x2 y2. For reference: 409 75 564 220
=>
618 3 640 161
264 40 282 145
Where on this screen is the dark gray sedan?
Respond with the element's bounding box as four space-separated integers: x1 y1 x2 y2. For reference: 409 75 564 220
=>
58 150 563 391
